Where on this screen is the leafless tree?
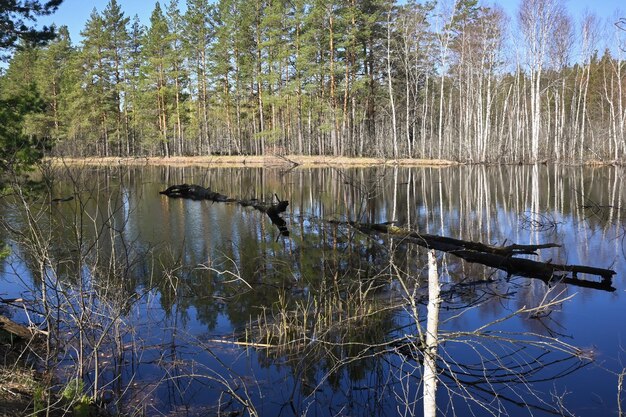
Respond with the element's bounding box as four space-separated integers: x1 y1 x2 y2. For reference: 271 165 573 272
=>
518 0 567 162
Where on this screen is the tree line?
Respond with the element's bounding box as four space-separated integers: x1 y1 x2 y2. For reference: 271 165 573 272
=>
1 0 625 163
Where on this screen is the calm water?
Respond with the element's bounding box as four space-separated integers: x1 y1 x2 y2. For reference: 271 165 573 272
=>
1 165 625 416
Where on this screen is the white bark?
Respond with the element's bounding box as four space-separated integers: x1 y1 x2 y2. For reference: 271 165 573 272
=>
423 249 441 417
519 0 565 162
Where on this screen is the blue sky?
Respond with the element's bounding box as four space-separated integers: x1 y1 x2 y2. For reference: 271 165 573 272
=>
39 0 624 44
39 0 171 41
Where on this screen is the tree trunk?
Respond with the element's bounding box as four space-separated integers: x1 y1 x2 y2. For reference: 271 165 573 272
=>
423 249 440 417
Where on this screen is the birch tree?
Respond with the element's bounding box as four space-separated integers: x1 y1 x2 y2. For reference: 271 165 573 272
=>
423 249 441 417
547 10 573 162
518 0 565 162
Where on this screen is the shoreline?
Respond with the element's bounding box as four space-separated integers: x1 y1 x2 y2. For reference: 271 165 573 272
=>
46 156 622 168
49 155 459 168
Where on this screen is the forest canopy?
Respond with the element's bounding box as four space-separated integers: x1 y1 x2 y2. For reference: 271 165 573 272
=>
1 0 625 164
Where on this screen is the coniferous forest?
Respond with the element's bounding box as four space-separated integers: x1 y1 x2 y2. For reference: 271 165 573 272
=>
2 0 625 163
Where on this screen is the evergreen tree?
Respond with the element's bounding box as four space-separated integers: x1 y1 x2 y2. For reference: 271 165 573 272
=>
165 0 188 156
102 0 130 156
212 0 235 153
0 47 47 171
183 0 214 154
124 15 145 155
140 2 173 156
72 9 114 156
32 25 74 142
0 0 63 56
0 0 62 175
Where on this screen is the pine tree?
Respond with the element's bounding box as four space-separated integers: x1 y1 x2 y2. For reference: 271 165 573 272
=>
257 0 292 154
140 2 173 157
165 0 188 156
183 0 214 154
0 0 62 174
102 0 130 156
212 0 236 154
124 16 145 155
33 25 74 142
230 0 258 154
72 9 114 156
0 47 46 170
0 0 63 55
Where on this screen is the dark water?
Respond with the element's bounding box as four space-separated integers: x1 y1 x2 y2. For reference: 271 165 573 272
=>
1 165 625 416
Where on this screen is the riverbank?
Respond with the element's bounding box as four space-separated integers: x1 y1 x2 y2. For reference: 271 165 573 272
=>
0 318 102 417
50 155 459 168
0 328 45 417
0 357 38 416
48 155 623 168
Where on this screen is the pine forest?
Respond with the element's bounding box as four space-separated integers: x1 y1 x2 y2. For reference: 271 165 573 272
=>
2 0 626 163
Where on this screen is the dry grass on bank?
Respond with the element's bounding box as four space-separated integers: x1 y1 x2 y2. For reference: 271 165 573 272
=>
0 368 37 417
0 341 38 417
50 155 458 168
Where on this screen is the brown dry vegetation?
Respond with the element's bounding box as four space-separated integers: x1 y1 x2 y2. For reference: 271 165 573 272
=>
0 330 90 417
0 337 39 417
0 367 37 417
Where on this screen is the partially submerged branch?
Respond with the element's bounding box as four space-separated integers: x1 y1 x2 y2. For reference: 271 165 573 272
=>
349 222 616 291
160 184 290 236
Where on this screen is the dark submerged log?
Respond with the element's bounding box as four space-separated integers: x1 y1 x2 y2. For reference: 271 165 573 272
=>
50 195 74 204
160 184 289 236
238 196 290 237
350 222 616 292
159 184 234 202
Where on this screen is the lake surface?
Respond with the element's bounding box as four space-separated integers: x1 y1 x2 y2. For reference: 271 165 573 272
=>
1 164 625 416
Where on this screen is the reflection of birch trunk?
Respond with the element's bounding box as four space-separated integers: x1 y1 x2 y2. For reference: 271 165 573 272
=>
423 249 441 417
531 163 540 244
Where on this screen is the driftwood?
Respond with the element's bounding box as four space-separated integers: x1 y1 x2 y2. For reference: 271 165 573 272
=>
160 184 290 236
350 222 616 292
0 315 34 341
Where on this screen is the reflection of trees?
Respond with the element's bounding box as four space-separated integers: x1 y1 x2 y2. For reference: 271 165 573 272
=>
235 232 593 416
2 164 624 415
126 164 624 416
0 167 153 410
412 279 589 416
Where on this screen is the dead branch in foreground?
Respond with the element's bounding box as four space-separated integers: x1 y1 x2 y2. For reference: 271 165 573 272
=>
349 222 616 292
0 315 38 340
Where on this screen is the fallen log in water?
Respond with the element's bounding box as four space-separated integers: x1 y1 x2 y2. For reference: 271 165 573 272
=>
159 186 615 290
349 222 616 292
160 184 290 236
0 315 35 341
159 184 235 202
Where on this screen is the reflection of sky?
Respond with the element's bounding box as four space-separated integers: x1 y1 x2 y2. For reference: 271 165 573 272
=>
0 249 36 301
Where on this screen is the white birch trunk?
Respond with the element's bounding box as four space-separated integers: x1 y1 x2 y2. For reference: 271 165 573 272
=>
423 249 441 417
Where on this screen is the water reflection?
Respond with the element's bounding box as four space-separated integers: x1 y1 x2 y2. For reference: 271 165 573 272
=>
0 164 624 416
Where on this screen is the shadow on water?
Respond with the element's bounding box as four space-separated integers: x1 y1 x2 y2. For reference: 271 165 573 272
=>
0 164 625 416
